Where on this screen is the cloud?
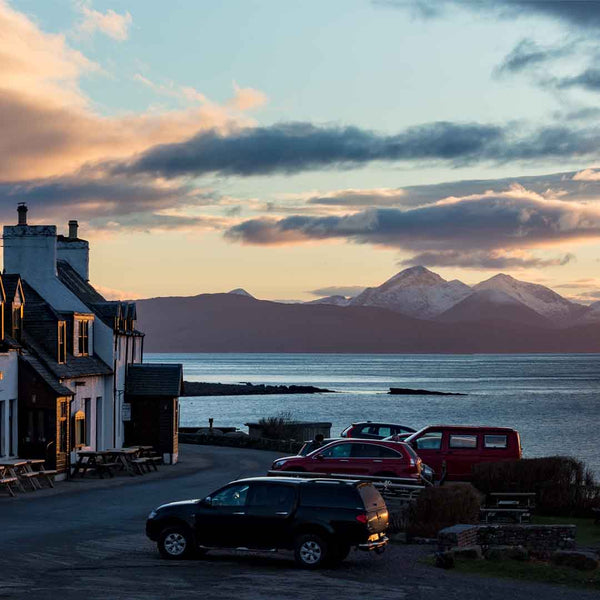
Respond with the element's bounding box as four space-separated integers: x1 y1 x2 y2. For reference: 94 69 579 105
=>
228 82 268 111
400 250 574 270
75 1 132 41
225 188 600 269
93 284 141 300
380 1 600 29
495 39 573 75
555 68 600 92
0 1 254 181
573 168 600 182
308 285 366 298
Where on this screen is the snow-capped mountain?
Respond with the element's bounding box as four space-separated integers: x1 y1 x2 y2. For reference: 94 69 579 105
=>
228 288 254 298
305 295 351 306
350 266 472 319
437 288 552 327
473 274 585 325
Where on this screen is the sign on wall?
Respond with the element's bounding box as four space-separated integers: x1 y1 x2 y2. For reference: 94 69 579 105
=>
121 403 132 422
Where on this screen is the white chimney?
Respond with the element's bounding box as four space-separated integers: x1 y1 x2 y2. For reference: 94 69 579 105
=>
57 220 89 281
3 204 58 279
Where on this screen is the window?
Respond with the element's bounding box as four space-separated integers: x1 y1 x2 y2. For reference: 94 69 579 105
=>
211 483 250 507
301 484 362 509
350 443 401 458
449 434 478 449
58 322 67 363
78 320 89 355
58 400 68 454
84 398 91 448
415 431 442 450
12 305 21 341
484 434 508 449
376 426 392 437
320 443 352 458
74 410 86 448
249 484 295 511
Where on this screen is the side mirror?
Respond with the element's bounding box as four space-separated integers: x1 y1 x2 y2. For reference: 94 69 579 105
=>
201 496 212 507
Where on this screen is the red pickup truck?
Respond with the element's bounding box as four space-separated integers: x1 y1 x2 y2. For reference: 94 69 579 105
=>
403 425 522 481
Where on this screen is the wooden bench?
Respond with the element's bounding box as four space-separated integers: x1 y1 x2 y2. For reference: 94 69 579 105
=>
146 456 162 471
95 462 119 478
19 471 41 491
131 458 151 475
0 470 17 497
37 469 58 488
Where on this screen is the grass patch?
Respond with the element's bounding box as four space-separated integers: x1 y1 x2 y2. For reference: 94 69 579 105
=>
452 558 600 590
532 515 600 547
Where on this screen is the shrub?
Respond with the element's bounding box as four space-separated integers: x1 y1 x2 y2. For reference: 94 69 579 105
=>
256 411 299 440
407 484 482 538
471 456 600 516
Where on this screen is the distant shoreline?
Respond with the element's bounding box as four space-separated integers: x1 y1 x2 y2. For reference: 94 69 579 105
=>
182 381 334 396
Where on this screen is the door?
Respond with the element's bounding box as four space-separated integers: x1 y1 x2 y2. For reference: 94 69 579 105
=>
445 432 479 480
411 430 444 475
310 442 354 474
348 442 400 475
195 482 253 547
245 483 297 548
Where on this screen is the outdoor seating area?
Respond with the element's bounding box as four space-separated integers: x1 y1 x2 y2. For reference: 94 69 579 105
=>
71 446 162 479
0 458 57 496
480 492 536 524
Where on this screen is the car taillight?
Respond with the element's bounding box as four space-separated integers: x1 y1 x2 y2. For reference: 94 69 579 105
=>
341 426 354 438
355 514 368 524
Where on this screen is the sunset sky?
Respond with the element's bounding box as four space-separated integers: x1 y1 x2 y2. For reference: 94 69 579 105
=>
2 0 600 302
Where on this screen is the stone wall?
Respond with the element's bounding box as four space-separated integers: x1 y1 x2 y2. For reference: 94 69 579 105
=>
438 524 577 558
179 432 302 454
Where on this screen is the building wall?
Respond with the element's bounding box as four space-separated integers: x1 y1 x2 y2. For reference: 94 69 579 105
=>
57 240 89 280
0 350 18 458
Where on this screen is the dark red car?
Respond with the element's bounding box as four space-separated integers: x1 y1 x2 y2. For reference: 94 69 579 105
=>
404 425 522 481
271 439 422 479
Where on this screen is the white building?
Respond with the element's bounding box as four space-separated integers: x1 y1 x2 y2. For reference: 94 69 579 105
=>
3 205 143 469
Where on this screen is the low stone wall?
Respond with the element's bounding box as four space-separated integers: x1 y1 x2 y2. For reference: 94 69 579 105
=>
179 432 302 454
438 524 577 558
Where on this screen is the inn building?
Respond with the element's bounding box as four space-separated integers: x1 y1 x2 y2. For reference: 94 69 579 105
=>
2 204 181 475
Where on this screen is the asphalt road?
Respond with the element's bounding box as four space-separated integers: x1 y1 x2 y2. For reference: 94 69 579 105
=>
0 445 594 600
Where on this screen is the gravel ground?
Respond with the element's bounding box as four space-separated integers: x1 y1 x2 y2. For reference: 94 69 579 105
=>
0 444 594 600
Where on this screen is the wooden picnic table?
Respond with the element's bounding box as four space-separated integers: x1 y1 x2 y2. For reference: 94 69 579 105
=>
481 491 536 523
104 448 141 476
0 466 18 497
27 459 58 488
0 460 31 492
72 451 119 479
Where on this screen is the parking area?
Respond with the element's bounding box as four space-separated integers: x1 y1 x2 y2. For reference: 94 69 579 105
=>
1 444 597 600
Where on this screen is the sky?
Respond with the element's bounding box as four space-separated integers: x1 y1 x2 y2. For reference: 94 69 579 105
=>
2 0 600 303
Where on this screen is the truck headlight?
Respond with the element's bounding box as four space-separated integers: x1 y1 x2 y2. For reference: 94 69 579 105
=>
273 459 287 469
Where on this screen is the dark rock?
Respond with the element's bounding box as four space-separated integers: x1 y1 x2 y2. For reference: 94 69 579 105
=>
389 387 466 396
552 550 600 571
183 381 334 396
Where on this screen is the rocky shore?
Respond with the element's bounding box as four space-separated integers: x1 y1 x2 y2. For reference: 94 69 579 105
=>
182 381 334 396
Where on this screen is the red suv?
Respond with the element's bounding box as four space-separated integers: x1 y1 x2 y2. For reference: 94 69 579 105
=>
271 439 422 479
404 425 522 481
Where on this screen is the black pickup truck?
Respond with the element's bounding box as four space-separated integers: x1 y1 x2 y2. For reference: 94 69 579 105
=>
146 476 389 568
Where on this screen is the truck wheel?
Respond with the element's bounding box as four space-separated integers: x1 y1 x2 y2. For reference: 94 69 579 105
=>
158 526 196 560
294 533 329 569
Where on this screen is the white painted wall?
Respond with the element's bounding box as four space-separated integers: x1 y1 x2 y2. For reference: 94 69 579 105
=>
57 240 89 281
0 350 19 458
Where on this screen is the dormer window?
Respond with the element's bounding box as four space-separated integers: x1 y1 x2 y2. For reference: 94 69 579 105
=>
58 322 67 364
78 320 89 356
12 305 22 341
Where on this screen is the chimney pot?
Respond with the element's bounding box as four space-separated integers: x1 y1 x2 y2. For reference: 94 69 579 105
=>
68 220 78 239
17 203 27 226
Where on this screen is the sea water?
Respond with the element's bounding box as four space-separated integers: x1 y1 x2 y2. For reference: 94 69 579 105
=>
147 353 600 474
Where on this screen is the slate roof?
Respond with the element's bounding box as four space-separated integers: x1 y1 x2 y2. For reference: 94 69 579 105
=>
126 364 183 397
19 354 74 397
56 260 141 332
20 280 112 379
56 260 105 305
2 274 22 303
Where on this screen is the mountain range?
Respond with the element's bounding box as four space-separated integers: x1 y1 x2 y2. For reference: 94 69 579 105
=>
136 267 600 353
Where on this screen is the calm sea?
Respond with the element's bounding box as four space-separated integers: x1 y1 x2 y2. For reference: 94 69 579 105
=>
147 353 600 475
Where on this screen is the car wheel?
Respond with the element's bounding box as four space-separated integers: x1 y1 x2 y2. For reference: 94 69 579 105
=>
294 533 329 569
158 526 196 560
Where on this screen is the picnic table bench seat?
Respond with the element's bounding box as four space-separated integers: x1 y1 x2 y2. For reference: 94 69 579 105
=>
131 458 152 474
37 469 57 488
0 474 18 497
19 471 41 490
